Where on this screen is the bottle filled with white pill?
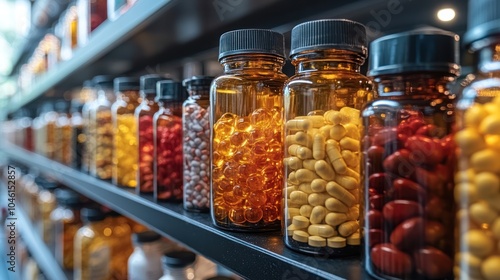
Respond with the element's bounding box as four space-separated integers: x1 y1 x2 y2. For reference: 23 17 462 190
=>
455 1 500 279
283 19 372 256
362 29 460 279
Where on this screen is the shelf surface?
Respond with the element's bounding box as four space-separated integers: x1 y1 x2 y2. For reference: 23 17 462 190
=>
0 142 371 280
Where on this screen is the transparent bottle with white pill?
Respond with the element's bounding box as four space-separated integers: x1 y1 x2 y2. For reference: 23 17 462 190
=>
182 76 214 212
455 1 500 279
283 19 372 256
362 28 460 279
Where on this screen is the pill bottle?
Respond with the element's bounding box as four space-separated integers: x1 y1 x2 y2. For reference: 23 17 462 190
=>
24 175 39 222
362 29 460 279
74 207 111 280
136 74 167 194
79 79 97 172
455 1 500 279
51 189 83 269
89 75 115 179
210 29 287 231
36 179 58 247
54 101 73 165
182 75 214 212
159 251 196 280
111 77 141 187
283 19 371 255
71 101 85 170
33 104 53 156
106 211 134 280
154 80 187 201
128 230 164 280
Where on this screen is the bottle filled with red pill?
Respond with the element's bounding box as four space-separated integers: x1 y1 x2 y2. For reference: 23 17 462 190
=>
136 74 168 194
210 29 288 231
361 28 460 279
154 80 187 202
182 76 214 212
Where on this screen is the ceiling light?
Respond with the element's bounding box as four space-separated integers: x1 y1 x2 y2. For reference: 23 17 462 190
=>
437 8 456 22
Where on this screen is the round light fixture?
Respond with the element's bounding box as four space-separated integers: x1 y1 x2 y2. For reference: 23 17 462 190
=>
437 8 456 22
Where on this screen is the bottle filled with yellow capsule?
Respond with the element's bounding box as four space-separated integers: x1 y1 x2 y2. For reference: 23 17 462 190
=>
111 77 141 188
283 19 372 256
210 29 288 231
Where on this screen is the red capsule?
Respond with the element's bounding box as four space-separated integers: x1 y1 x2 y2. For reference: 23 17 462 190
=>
367 146 385 173
383 149 415 178
369 229 384 248
405 135 444 166
369 173 391 194
383 200 422 226
373 128 398 146
413 246 453 279
408 118 426 133
413 167 444 196
392 178 426 202
371 243 412 278
415 124 440 137
424 196 445 220
369 194 384 210
367 210 384 229
390 217 425 251
424 221 446 246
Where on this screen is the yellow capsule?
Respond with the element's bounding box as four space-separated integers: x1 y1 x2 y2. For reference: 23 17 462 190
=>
297 146 313 160
310 179 327 193
286 119 311 131
307 192 330 207
308 224 336 238
299 205 313 218
338 221 360 237
309 206 328 225
290 191 309 205
295 169 320 183
326 181 356 207
339 107 360 126
284 157 302 170
325 197 349 212
314 160 335 181
294 131 313 148
312 134 326 159
325 212 348 226
302 159 317 171
330 124 347 141
325 140 347 174
339 137 360 152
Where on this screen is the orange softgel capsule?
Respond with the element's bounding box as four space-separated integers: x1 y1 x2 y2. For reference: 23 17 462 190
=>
212 107 283 227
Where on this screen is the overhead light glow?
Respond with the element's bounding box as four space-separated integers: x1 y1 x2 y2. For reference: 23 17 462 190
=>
437 8 456 22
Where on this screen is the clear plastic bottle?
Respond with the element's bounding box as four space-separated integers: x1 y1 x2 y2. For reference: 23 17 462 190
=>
362 29 460 279
107 211 134 280
283 19 371 255
128 230 164 280
74 207 111 280
159 251 196 280
89 76 115 179
112 77 141 187
154 81 187 201
210 29 287 231
136 74 167 194
51 189 83 270
455 1 500 279
182 76 214 212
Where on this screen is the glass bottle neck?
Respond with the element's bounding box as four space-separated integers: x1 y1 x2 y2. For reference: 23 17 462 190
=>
292 50 365 73
118 90 140 103
373 74 455 99
477 43 500 75
221 54 284 74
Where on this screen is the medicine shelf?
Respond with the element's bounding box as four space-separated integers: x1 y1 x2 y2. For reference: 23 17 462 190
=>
0 141 370 280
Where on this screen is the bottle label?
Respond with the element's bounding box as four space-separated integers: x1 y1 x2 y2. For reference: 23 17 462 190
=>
89 245 110 280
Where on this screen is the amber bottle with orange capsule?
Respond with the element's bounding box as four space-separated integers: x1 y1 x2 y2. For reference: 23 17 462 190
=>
210 29 287 231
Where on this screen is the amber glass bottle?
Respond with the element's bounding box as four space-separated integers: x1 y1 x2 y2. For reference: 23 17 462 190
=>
89 76 115 179
74 208 111 280
54 101 73 165
80 80 97 172
136 74 167 194
362 29 460 279
183 76 214 212
210 29 287 231
112 77 141 187
154 81 186 201
455 1 500 279
283 19 371 255
51 189 83 270
107 211 133 280
36 179 58 247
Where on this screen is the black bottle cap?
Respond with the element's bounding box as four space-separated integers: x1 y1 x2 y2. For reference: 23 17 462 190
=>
114 77 140 92
368 27 460 77
290 19 368 57
55 189 81 207
91 75 114 89
218 29 285 60
162 251 196 268
141 74 169 95
81 207 106 222
156 80 187 102
464 0 500 49
133 230 162 243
